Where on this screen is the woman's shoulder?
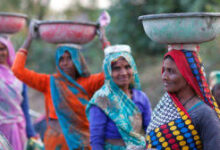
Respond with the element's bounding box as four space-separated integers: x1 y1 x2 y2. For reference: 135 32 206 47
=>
132 89 150 105
132 89 148 97
189 101 220 149
190 101 214 114
189 101 220 125
90 85 109 101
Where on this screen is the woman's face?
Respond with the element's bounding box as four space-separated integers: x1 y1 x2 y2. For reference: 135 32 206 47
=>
162 57 188 93
111 57 133 89
59 51 76 78
0 42 8 65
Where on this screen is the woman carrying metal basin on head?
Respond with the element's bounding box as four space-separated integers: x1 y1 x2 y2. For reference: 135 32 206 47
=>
86 44 152 150
0 35 37 150
0 12 37 150
11 15 110 149
139 12 220 150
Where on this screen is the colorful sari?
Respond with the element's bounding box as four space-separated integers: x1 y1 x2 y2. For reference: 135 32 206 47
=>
0 37 27 150
86 50 146 149
50 45 91 149
146 49 220 150
0 132 12 150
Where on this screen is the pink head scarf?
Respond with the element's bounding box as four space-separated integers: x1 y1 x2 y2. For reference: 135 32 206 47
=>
0 36 16 67
0 36 17 85
0 36 27 150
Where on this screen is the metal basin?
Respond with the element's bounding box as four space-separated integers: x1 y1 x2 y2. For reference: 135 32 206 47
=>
0 12 27 34
37 21 98 44
138 12 220 44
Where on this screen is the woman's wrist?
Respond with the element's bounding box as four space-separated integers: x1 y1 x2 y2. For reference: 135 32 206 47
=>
102 41 111 50
19 49 28 55
21 34 33 50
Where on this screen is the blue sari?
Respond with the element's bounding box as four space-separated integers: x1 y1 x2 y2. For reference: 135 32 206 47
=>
50 45 91 149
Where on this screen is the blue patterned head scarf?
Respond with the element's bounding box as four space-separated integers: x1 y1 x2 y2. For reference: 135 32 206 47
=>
103 50 141 90
55 45 90 92
51 45 91 149
87 45 146 148
55 45 90 78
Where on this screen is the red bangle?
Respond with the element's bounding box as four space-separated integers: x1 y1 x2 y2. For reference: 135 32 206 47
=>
19 49 28 55
102 41 111 50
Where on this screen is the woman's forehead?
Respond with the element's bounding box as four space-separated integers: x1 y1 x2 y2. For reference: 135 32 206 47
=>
111 56 129 65
60 50 71 57
163 58 177 68
64 50 71 54
112 56 127 62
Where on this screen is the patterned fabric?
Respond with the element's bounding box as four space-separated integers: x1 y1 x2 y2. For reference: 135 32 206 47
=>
209 71 220 90
146 93 202 150
146 93 180 133
44 125 69 150
0 132 12 150
146 49 220 150
0 37 27 150
104 45 131 56
0 65 23 124
86 51 146 149
104 143 126 150
50 45 91 149
181 50 220 115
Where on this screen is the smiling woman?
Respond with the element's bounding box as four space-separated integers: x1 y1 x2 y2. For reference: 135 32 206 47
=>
86 45 152 150
111 57 133 94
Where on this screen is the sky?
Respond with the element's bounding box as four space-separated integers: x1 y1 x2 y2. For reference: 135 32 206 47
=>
49 0 111 11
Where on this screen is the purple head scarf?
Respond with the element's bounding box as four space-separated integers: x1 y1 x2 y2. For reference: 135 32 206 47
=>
0 36 17 85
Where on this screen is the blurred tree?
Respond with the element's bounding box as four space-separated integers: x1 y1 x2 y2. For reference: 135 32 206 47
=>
107 0 220 55
2 0 220 108
1 0 54 73
2 0 220 73
0 0 50 19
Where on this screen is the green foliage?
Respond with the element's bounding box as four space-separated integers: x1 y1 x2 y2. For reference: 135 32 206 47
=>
107 0 220 55
0 0 50 20
2 0 220 107
5 0 220 74
27 40 56 73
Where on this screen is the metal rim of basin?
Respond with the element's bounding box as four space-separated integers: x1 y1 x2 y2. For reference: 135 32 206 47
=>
138 12 220 20
0 12 28 19
38 20 98 27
